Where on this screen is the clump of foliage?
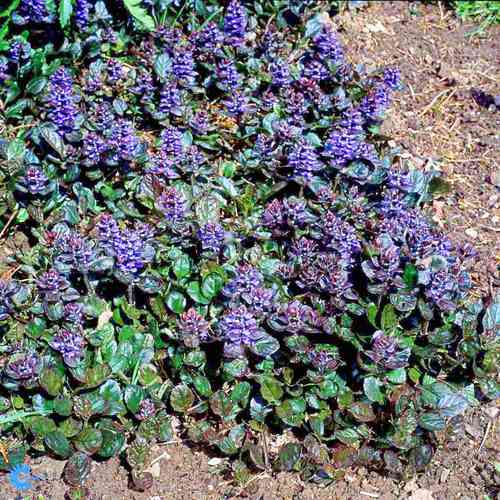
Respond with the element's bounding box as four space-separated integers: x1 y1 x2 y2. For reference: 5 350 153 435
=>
416 0 500 36
454 0 500 34
0 0 498 491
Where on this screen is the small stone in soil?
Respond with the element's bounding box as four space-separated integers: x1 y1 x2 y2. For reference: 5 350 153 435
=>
464 228 478 238
439 468 450 483
491 170 500 188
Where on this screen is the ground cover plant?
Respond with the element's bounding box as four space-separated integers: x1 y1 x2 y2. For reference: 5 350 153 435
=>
0 0 498 495
453 0 500 36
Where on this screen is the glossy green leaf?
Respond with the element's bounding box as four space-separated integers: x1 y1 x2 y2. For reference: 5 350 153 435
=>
39 368 63 397
123 0 155 30
381 304 398 331
45 430 72 458
260 376 283 404
166 290 187 313
363 377 385 404
173 254 191 278
387 368 407 385
59 0 73 27
75 426 103 455
418 412 446 431
170 384 195 413
186 281 211 304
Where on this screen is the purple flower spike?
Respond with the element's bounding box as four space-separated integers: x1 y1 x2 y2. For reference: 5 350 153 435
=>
136 399 157 421
383 67 402 91
302 59 330 82
322 211 361 264
190 110 209 135
313 26 345 66
224 1 247 46
113 229 151 276
161 127 184 159
5 352 41 381
307 347 341 372
289 238 317 259
54 231 96 273
323 130 380 171
134 222 155 241
178 308 210 348
270 59 291 87
223 91 250 116
289 139 323 181
336 108 365 139
254 134 274 159
223 264 263 300
269 301 324 334
107 59 124 83
97 216 155 278
159 82 183 115
63 302 84 324
109 120 140 162
362 235 401 289
219 305 265 358
241 287 275 315
172 49 197 87
387 168 413 192
75 0 90 30
90 102 114 130
50 329 85 367
8 40 31 64
284 197 308 227
19 0 52 23
157 187 186 225
47 67 78 133
131 70 155 100
217 60 241 91
197 223 225 253
194 22 223 51
96 214 121 244
37 270 69 299
83 133 108 166
0 59 9 83
424 267 470 312
22 166 48 195
0 280 21 320
261 199 285 232
359 84 391 122
379 189 408 216
366 330 410 370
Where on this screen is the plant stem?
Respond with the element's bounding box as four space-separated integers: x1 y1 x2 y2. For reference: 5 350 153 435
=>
83 272 94 295
127 283 135 305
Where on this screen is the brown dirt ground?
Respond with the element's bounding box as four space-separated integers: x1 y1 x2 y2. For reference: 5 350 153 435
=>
0 2 498 499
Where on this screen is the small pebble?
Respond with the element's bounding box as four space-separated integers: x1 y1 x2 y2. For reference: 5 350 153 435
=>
465 228 478 238
149 461 161 478
484 406 499 420
439 468 450 483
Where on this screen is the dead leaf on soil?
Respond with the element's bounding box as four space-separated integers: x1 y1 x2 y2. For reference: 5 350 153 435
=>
484 406 499 420
97 309 113 329
408 488 435 500
403 478 418 492
365 20 389 34
148 461 161 478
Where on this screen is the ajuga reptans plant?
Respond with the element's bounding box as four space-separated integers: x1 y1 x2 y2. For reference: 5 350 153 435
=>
0 0 497 492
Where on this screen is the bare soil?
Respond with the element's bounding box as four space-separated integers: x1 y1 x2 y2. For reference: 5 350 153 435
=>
1 2 498 499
